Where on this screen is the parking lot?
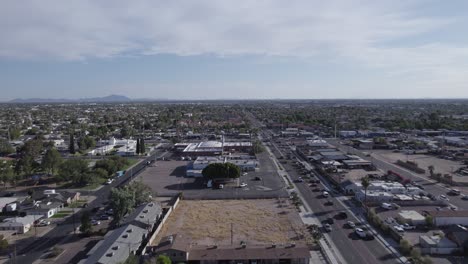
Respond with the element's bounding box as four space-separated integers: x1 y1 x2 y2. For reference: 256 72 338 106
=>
137 151 288 199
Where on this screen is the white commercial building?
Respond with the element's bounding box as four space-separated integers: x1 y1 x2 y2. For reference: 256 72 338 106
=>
89 137 137 156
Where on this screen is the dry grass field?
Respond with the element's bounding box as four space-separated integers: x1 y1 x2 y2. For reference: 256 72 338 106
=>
154 199 309 246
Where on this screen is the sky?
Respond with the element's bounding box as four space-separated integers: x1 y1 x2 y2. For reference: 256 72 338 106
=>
1 0 468 101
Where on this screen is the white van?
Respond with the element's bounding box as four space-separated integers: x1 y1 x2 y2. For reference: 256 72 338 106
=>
381 203 393 210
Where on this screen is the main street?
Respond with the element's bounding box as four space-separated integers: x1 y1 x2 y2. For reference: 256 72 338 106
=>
267 135 401 264
8 149 169 264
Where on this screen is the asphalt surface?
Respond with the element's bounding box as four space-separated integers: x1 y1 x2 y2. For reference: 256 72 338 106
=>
8 149 169 264
137 150 288 200
267 137 400 264
326 139 468 210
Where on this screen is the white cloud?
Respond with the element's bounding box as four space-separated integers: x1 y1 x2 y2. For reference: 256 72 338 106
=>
1 0 468 88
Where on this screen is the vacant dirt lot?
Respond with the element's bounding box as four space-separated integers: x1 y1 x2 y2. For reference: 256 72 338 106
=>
374 150 465 179
154 199 309 245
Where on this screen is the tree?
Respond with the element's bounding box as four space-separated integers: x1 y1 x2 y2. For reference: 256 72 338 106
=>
252 140 264 154
128 180 153 206
361 176 370 207
58 159 90 185
42 148 62 175
109 188 135 225
79 211 92 235
156 255 171 264
420 256 433 264
0 138 14 156
410 248 421 260
202 162 241 180
428 165 435 177
8 127 21 140
399 239 412 255
78 136 96 151
139 138 145 154
0 161 14 188
124 254 139 264
136 139 141 155
95 156 130 177
0 234 8 250
425 215 434 227
69 132 75 154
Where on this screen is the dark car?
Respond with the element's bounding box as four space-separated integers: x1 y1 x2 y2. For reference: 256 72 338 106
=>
326 217 334 224
99 214 111 220
254 176 262 181
3 192 15 197
325 200 334 206
82 203 89 208
363 233 375 240
336 211 348 219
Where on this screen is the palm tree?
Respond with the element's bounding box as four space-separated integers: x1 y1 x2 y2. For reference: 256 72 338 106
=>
361 176 370 207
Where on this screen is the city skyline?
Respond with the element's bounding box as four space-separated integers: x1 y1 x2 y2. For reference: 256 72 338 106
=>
1 0 468 100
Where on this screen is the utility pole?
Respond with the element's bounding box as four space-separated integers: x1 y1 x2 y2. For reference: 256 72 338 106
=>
72 207 76 234
230 223 233 245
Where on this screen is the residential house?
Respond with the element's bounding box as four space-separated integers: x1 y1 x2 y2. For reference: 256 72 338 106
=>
0 215 42 234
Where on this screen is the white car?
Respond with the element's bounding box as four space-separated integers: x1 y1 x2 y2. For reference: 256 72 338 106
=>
347 221 356 228
105 178 114 185
218 184 224 189
239 182 247 188
394 225 405 232
402 223 416 230
439 195 449 201
322 191 329 198
355 228 366 238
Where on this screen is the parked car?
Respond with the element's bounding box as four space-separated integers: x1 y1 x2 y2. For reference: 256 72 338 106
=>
239 182 247 188
218 184 224 189
336 211 348 219
99 214 111 220
461 195 468 200
394 225 405 232
355 228 366 238
325 200 334 206
402 223 416 230
325 217 334 224
439 195 450 201
322 191 329 198
346 221 355 228
91 220 101 225
448 189 461 196
324 224 332 232
254 176 262 181
35 220 51 227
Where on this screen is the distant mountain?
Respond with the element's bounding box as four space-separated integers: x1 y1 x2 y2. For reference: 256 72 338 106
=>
84 95 131 102
9 94 132 103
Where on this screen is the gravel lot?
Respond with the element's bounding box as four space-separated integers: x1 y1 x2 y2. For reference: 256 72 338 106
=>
153 199 309 246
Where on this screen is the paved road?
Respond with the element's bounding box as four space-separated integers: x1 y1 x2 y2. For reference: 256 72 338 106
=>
326 139 468 210
268 138 400 264
8 150 169 264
